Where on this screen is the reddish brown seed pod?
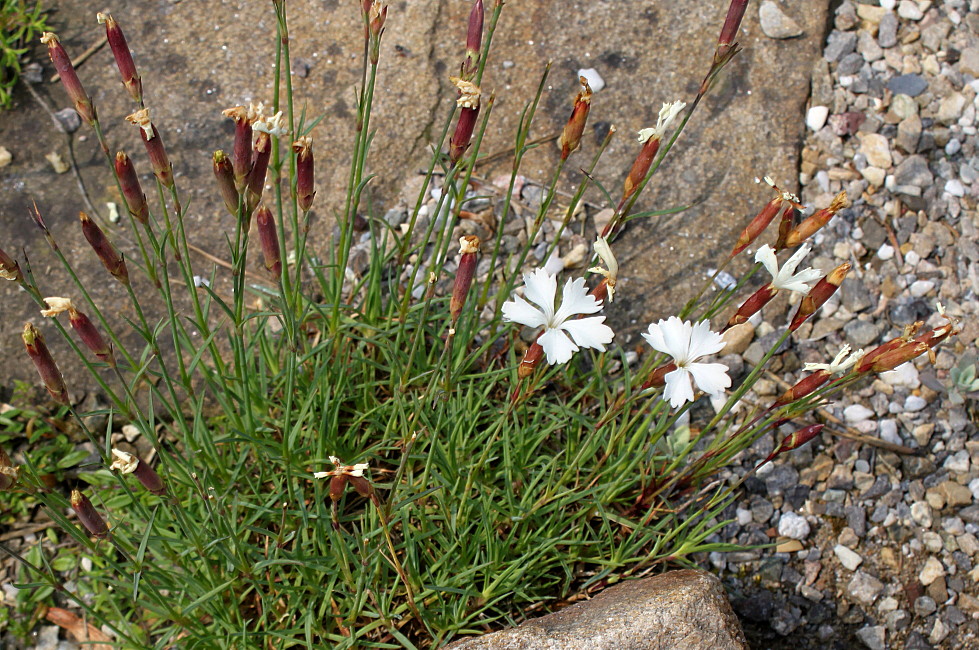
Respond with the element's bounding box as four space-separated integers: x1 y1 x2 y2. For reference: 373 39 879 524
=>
70 489 109 539
115 152 148 224
98 13 142 103
79 212 129 285
789 262 850 331
450 236 480 323
22 322 69 405
42 32 96 124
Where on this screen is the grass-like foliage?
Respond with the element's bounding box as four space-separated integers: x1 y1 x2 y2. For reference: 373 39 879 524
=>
0 1 959 647
0 0 47 109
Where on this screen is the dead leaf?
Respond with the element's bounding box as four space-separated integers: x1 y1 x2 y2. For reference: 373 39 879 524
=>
44 607 113 650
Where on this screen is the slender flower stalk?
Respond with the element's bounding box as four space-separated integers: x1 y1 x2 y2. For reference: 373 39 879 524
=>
97 13 142 104
623 101 685 200
110 449 165 495
730 176 802 257
0 246 23 283
23 323 69 405
789 262 850 331
255 205 281 276
213 150 238 215
79 212 129 285
126 109 173 188
70 489 109 539
41 298 115 366
114 152 149 224
293 136 315 212
41 32 96 124
558 77 593 161
781 190 848 250
450 236 480 324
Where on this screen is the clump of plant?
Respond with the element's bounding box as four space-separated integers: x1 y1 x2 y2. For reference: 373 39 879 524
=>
0 0 46 109
0 0 959 647
948 353 979 405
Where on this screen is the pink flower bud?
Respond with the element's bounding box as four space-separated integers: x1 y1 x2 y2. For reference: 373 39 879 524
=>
41 33 96 124
292 137 315 212
23 322 69 405
67 304 115 367
98 13 142 103
462 0 484 78
450 235 480 323
70 489 109 538
726 283 777 329
255 205 281 276
213 150 238 215
79 212 129 285
114 152 148 224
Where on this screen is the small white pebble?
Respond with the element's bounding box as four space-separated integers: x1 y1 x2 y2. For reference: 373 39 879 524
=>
909 280 935 298
945 179 966 197
778 512 811 540
835 544 863 570
807 106 829 131
844 404 876 423
877 243 895 260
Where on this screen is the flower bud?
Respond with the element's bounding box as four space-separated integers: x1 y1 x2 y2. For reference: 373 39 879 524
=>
726 283 777 329
292 136 315 212
771 370 830 409
462 0 484 79
0 246 23 283
97 13 142 103
0 446 19 491
255 205 281 276
114 152 148 224
558 77 593 160
731 177 802 257
329 475 347 502
222 106 254 190
348 476 374 499
69 304 114 366
789 262 849 331
79 212 129 285
761 424 824 466
623 101 685 201
246 132 273 212
212 150 238 215
110 449 165 495
41 32 96 124
856 324 921 374
70 489 109 539
517 341 544 380
715 0 749 63
367 1 387 64
126 109 173 188
23 323 69 405
641 361 678 391
783 191 848 249
450 236 480 323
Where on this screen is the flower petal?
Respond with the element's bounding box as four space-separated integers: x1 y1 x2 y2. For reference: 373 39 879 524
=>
561 316 613 351
755 245 779 280
642 321 667 353
780 242 811 276
659 316 693 362
687 361 732 397
663 367 695 408
553 277 602 324
522 269 557 322
502 294 548 329
538 327 578 365
686 320 725 360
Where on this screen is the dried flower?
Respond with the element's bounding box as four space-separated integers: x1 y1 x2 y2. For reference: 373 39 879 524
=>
70 489 109 538
23 322 69 405
450 77 481 110
502 269 614 365
126 108 173 187
636 101 686 145
110 448 165 495
587 236 618 302
450 235 480 323
0 246 23 283
642 317 731 408
314 456 373 500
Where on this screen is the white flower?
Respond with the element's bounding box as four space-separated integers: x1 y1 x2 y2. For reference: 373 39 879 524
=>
642 316 731 408
755 243 822 293
450 76 481 109
314 457 369 479
637 100 687 144
109 448 138 474
502 268 614 365
803 343 863 375
587 236 618 302
125 108 154 140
